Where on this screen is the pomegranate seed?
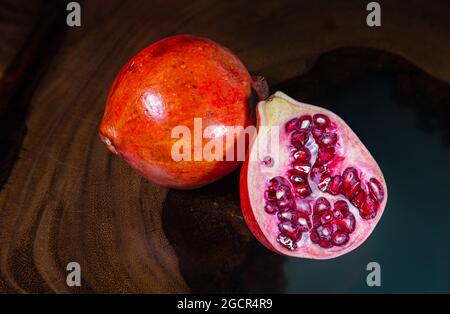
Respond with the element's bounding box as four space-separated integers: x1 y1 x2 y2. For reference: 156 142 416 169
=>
332 230 349 246
333 200 349 218
262 156 274 167
289 171 307 185
345 213 356 232
360 194 378 220
298 115 312 130
274 185 291 200
296 212 312 232
296 200 311 214
314 197 331 213
277 210 297 222
291 130 309 147
368 178 384 202
319 210 334 225
342 167 359 191
317 146 335 164
317 224 333 241
279 221 301 241
264 201 278 214
312 214 321 228
269 176 290 187
292 161 311 175
313 113 330 129
319 240 333 248
332 220 349 233
311 127 324 140
285 118 298 133
310 229 319 244
294 184 312 198
310 163 327 182
264 189 276 201
351 190 366 209
346 181 361 200
292 147 311 162
327 175 342 195
317 172 331 191
277 234 297 251
318 132 337 147
277 198 293 210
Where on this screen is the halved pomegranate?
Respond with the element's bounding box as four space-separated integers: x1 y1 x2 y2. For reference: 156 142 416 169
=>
240 92 387 259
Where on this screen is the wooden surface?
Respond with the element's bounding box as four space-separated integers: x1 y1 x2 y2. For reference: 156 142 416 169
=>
0 0 449 293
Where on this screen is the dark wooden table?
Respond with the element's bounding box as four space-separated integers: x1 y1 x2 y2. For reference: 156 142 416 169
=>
0 0 449 293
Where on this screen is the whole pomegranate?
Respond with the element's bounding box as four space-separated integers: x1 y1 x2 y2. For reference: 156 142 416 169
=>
240 92 387 259
99 35 267 188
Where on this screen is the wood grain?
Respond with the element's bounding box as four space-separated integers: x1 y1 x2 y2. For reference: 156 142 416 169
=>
0 0 449 293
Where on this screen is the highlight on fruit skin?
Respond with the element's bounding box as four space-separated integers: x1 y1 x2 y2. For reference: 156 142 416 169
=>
240 91 388 259
99 34 267 189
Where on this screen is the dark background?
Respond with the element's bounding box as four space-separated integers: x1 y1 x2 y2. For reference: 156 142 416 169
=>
0 0 449 293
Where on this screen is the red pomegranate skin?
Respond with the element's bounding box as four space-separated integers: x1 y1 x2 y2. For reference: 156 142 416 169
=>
99 35 256 188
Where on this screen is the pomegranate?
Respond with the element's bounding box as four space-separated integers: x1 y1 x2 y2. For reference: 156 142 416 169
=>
240 92 387 259
99 35 267 188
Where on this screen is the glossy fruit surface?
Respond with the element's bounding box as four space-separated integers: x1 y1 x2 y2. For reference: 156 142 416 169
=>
240 92 387 259
99 35 263 188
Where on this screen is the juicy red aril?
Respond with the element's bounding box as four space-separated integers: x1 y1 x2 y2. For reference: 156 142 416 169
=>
368 178 384 202
293 184 312 198
318 132 337 147
275 185 292 200
297 200 311 214
345 214 356 232
279 221 301 241
296 212 312 232
298 115 312 131
264 189 276 201
262 156 274 167
292 161 311 175
332 219 349 233
360 194 378 220
342 167 359 191
317 224 333 241
317 146 335 164
313 113 330 129
319 240 333 248
314 197 331 213
278 210 297 222
277 234 297 251
342 167 361 198
269 176 290 187
319 210 334 224
310 229 319 244
317 172 331 192
291 130 309 146
333 200 349 219
332 231 349 246
289 173 307 185
285 118 298 133
311 127 324 140
292 147 311 162
327 175 342 195
277 198 293 210
264 201 277 214
350 190 366 209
